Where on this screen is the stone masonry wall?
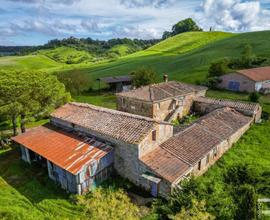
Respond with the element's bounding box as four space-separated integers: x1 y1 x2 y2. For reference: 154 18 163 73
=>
116 96 153 118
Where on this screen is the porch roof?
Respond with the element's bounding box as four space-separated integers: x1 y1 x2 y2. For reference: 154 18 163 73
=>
12 124 113 175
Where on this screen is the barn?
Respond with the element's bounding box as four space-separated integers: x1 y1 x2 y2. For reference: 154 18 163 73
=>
218 66 270 93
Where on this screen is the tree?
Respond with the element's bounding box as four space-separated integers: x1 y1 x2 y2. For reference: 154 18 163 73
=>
58 70 92 95
208 59 229 77
171 200 215 220
171 18 202 36
75 188 139 220
249 92 260 103
234 185 257 220
241 43 254 68
132 67 157 88
0 70 70 135
162 31 172 40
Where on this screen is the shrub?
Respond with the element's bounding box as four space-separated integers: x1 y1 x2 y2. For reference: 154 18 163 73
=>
248 92 260 102
75 187 140 220
208 58 230 77
132 67 157 88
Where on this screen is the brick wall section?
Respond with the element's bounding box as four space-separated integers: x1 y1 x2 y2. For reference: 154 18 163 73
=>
218 73 256 92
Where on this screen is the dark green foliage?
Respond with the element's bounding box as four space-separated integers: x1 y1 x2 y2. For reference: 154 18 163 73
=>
0 70 70 135
132 67 157 88
249 92 260 102
163 18 202 39
234 185 257 220
58 70 92 95
208 58 230 77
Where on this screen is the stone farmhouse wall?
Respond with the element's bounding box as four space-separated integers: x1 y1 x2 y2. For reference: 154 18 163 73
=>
116 96 153 118
218 73 256 92
117 90 206 122
50 117 174 191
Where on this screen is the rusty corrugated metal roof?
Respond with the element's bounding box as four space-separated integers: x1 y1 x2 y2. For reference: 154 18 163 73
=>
12 124 113 175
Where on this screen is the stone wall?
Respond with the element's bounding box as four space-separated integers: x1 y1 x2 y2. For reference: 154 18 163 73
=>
218 73 256 92
116 96 153 118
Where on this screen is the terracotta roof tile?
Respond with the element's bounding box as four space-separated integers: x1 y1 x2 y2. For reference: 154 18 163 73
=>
237 66 270 82
195 97 260 112
160 108 252 165
140 147 191 183
51 102 169 144
142 108 252 183
117 81 207 102
12 124 113 175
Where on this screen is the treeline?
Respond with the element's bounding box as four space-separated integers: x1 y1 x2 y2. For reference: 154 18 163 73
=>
0 37 160 56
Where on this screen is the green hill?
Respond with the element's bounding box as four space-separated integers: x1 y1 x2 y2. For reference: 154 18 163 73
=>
37 46 93 64
77 31 270 84
0 54 60 70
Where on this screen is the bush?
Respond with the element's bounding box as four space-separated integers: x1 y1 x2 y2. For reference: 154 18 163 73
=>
208 58 230 77
75 187 140 220
132 67 157 88
248 92 260 102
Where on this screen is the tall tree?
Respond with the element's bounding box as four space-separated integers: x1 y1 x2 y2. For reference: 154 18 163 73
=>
171 18 202 36
0 70 71 135
132 67 157 88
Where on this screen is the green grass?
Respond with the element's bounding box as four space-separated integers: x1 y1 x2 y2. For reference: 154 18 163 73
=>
109 44 136 56
72 31 270 84
0 148 84 220
37 46 93 64
73 92 116 109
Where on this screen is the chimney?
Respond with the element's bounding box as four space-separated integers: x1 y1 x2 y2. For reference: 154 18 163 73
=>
163 74 168 83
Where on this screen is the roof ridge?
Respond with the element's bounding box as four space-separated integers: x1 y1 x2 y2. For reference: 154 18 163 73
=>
69 102 171 125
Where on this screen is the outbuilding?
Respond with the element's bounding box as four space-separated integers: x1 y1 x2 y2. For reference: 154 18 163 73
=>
218 66 270 93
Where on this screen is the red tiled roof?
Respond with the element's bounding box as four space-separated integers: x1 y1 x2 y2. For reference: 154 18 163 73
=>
117 81 207 102
142 108 253 183
140 147 191 183
12 125 113 175
160 108 252 165
237 66 270 82
195 97 260 113
51 102 169 144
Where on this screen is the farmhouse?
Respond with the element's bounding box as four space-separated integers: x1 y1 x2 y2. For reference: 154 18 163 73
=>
12 85 260 197
116 80 207 122
218 66 270 93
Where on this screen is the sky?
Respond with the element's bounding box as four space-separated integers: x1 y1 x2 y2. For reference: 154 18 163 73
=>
0 0 270 46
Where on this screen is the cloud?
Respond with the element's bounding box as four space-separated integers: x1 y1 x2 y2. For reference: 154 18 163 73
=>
6 0 80 5
120 0 176 8
200 0 270 31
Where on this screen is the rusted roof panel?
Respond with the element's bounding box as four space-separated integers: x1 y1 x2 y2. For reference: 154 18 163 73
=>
12 124 113 175
51 102 169 144
117 81 207 102
140 147 191 183
237 66 270 82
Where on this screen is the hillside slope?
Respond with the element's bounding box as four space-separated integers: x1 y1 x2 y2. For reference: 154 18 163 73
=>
37 46 93 64
79 31 270 84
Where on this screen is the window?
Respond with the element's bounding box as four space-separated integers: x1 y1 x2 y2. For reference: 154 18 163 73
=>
206 154 210 164
198 160 201 170
152 130 157 141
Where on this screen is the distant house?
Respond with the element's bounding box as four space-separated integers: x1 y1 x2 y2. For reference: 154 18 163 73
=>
116 79 207 122
218 66 270 93
97 75 133 92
